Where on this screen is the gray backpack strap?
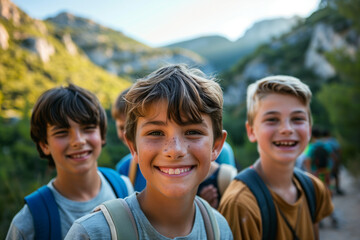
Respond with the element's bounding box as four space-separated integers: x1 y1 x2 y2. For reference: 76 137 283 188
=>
96 198 139 240
195 196 220 240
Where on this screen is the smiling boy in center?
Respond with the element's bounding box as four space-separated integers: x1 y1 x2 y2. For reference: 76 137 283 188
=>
66 64 233 239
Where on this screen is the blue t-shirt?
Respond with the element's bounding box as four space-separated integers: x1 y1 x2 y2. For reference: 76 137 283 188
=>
65 193 233 239
116 153 146 192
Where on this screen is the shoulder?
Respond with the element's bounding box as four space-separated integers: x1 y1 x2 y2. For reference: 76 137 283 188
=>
65 211 111 239
6 205 34 240
219 180 260 218
218 180 262 240
211 209 233 239
220 179 255 204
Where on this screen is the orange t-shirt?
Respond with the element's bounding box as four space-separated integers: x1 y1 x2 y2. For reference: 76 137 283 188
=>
218 172 333 240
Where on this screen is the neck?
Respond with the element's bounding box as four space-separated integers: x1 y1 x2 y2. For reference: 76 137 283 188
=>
138 188 196 238
254 159 298 204
53 167 101 201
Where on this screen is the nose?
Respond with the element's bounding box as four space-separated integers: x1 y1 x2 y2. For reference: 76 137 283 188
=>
70 129 86 148
163 136 186 160
279 119 294 135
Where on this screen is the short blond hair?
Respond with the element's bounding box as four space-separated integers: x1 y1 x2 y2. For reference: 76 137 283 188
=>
125 64 223 147
246 75 312 126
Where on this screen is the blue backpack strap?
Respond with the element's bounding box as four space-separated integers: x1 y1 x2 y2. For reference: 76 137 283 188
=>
99 167 128 198
24 185 61 240
234 167 277 240
293 168 316 222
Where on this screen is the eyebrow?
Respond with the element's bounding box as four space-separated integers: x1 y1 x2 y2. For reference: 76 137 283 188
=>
48 125 68 132
263 110 307 116
140 119 207 128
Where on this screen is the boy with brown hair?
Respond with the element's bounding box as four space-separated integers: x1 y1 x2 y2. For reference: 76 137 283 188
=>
6 84 133 240
218 75 333 240
65 64 233 239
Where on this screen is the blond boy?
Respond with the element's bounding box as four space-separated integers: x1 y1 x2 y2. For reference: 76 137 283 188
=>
219 75 333 240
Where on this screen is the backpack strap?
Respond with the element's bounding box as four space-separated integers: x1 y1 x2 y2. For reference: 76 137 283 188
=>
99 167 128 198
234 167 277 240
95 198 138 240
217 164 238 195
24 186 61 240
195 196 220 240
293 168 316 222
97 197 220 240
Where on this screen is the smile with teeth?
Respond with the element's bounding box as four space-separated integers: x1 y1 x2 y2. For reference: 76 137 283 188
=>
158 167 192 175
274 141 297 146
68 151 90 159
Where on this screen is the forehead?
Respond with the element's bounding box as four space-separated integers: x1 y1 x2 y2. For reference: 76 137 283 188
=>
257 93 308 114
137 100 212 128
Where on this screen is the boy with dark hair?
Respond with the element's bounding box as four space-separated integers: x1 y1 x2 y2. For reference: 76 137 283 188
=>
65 64 233 239
219 75 333 239
6 84 133 240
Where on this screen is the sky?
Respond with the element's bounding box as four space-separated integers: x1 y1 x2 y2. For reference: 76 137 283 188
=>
12 0 320 47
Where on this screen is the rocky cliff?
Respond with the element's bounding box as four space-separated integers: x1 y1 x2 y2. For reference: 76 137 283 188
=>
46 12 205 76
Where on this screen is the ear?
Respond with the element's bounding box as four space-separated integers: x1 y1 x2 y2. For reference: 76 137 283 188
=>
246 121 257 143
211 130 227 162
39 141 51 155
125 135 138 163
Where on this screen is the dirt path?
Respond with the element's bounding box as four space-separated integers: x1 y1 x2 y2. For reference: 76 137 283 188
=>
319 167 360 240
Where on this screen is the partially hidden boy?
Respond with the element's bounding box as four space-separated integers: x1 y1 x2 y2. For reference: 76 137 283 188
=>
65 64 234 239
6 84 133 240
218 75 333 240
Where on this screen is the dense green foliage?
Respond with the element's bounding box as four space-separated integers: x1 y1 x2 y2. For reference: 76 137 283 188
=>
316 0 360 172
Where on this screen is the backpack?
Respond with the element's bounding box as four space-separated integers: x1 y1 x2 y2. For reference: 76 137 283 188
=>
24 167 129 240
235 167 316 240
217 163 238 195
95 196 220 240
312 143 330 169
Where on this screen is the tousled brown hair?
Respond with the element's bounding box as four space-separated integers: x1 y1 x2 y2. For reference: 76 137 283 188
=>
31 84 107 167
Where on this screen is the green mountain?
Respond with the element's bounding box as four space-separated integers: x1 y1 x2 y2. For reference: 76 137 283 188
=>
0 0 133 118
166 17 301 72
0 1 206 118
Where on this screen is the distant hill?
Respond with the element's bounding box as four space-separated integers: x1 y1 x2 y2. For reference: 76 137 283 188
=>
46 12 206 77
0 0 206 118
0 0 132 118
166 17 301 72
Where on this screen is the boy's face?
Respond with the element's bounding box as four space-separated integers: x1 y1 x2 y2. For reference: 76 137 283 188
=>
126 100 225 198
246 93 311 166
39 118 104 175
115 115 127 146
